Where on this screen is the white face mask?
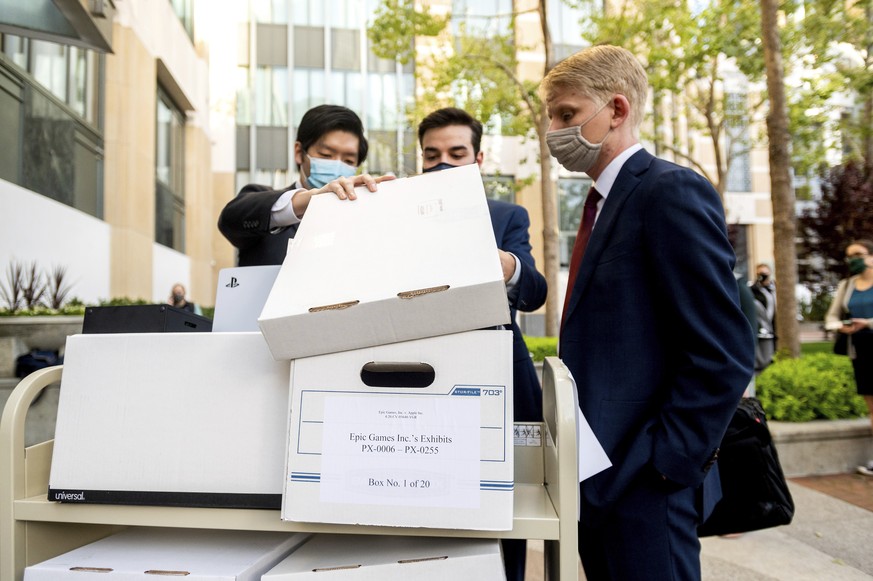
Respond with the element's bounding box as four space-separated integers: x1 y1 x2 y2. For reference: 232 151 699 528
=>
546 101 610 173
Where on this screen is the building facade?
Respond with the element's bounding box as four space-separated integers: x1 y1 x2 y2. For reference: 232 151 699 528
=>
1 0 779 318
0 0 217 307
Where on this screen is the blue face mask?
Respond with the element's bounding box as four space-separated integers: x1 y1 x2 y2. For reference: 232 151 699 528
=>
423 162 458 173
305 156 357 188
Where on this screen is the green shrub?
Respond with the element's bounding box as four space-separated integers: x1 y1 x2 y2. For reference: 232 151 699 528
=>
523 336 557 361
757 353 868 421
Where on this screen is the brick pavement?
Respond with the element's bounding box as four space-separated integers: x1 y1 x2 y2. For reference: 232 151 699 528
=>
793 472 873 512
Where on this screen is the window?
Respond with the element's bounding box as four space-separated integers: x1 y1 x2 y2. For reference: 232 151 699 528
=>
170 0 194 40
330 0 365 28
291 0 325 26
291 68 325 126
547 0 591 64
254 66 288 126
451 0 512 38
2 34 28 70
483 175 515 203
558 177 593 267
0 34 103 217
156 89 185 251
31 40 67 102
253 0 289 24
1 34 101 128
725 91 751 193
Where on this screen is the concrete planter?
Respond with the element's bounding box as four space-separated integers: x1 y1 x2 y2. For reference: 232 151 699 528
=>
0 315 83 376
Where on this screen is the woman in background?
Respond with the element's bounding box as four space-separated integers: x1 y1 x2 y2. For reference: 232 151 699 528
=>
826 239 873 476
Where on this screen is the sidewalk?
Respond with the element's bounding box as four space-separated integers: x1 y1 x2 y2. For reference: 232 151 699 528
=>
526 477 873 580
700 480 873 580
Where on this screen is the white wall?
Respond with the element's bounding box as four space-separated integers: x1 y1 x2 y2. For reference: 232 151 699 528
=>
0 178 110 304
152 243 192 304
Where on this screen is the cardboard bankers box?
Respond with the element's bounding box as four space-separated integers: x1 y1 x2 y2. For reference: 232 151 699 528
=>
283 330 514 530
258 164 511 361
25 528 310 581
262 534 506 580
48 332 289 508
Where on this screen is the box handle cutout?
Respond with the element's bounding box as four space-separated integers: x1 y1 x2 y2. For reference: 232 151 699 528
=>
397 285 450 299
398 556 449 564
70 567 113 573
309 300 360 313
144 571 190 576
361 362 435 388
313 564 363 572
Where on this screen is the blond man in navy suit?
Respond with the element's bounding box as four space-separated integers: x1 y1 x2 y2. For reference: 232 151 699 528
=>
543 46 754 580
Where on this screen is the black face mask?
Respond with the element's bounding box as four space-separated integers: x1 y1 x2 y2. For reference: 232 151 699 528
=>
423 162 458 173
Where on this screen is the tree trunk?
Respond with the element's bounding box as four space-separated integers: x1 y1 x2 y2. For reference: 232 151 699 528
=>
865 2 873 175
760 0 800 358
537 0 560 337
538 117 560 336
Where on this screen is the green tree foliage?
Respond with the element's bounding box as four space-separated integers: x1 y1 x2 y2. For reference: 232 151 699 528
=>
579 0 839 198
368 0 447 66
800 0 873 169
798 160 873 285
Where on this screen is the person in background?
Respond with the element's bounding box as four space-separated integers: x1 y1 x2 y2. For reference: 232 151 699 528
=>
418 107 548 581
542 45 754 580
168 283 201 315
825 239 873 476
750 263 777 374
736 271 759 397
218 104 393 266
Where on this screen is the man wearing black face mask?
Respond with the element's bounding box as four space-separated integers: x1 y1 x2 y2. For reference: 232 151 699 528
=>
418 107 547 581
218 105 394 266
751 263 776 374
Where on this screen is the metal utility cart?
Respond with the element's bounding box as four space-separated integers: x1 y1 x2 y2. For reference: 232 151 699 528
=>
1 358 579 580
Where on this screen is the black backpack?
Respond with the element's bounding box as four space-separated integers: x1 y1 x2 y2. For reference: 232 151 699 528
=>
698 397 795 537
15 349 62 379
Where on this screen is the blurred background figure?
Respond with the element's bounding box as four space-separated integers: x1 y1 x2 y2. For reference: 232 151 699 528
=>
751 263 776 374
168 283 201 315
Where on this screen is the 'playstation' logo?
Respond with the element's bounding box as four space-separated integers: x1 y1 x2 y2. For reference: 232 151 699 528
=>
226 277 239 288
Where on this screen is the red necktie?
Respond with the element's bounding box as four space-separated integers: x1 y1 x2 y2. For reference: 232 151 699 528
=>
561 187 602 330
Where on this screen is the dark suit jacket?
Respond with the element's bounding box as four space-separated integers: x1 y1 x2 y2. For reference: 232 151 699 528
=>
560 149 754 518
217 182 302 267
218 187 548 422
488 199 548 422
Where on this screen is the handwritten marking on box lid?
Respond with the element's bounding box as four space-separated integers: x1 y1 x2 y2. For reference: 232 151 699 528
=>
144 571 190 576
417 199 444 216
70 568 113 573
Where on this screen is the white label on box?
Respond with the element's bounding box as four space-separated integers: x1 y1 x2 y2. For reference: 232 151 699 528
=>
317 394 482 508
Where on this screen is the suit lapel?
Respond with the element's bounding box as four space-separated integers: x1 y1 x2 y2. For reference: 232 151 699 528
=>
564 149 654 325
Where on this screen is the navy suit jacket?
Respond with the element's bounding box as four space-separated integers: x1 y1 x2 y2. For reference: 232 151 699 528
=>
218 182 302 267
560 149 754 518
219 188 548 422
488 199 548 422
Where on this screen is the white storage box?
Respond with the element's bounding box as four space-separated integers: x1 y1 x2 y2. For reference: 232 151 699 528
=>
48 332 290 508
283 330 514 530
24 528 310 580
262 534 506 580
258 164 511 361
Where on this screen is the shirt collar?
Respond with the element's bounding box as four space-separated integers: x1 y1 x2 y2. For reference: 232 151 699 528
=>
593 143 643 200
